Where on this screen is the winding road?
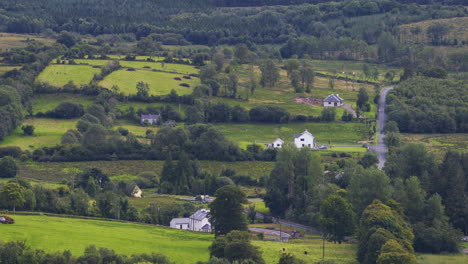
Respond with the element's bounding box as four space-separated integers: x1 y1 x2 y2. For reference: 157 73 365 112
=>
369 86 394 169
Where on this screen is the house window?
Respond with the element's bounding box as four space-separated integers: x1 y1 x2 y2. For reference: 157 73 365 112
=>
277 144 280 147
302 144 305 147
300 138 304 141
180 225 183 229
308 144 311 147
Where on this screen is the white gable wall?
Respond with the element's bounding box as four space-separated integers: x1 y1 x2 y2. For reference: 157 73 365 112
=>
294 133 315 148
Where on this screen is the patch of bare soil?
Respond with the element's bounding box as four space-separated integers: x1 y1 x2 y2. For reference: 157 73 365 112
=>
292 97 322 107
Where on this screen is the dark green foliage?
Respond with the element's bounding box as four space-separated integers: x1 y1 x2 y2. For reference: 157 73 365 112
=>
0 85 23 140
0 182 26 211
259 60 279 88
319 195 355 244
358 152 378 168
209 231 265 264
0 156 17 178
209 186 248 236
249 105 290 123
356 88 369 110
264 147 322 220
21 125 34 135
0 241 174 264
387 77 467 133
320 108 336 122
47 102 85 119
358 200 415 264
57 31 78 48
278 253 306 264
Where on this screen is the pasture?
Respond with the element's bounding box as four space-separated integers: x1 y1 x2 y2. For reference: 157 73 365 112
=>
0 118 77 150
17 160 275 184
0 32 55 49
0 65 21 76
399 17 468 45
0 214 360 264
0 214 212 264
99 69 199 96
32 93 95 114
36 64 101 87
401 133 468 161
75 59 198 74
214 123 367 148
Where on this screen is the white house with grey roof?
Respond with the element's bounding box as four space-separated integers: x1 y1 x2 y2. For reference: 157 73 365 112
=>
267 138 284 149
170 208 211 232
141 114 161 125
323 94 344 107
294 129 315 148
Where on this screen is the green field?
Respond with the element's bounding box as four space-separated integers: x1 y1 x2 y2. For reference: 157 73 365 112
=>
75 59 198 74
18 160 274 184
36 64 101 87
0 32 55 49
32 93 95 114
416 254 468 264
401 133 468 161
0 65 21 76
214 123 367 149
99 69 199 96
0 118 77 150
1 214 212 264
0 214 360 264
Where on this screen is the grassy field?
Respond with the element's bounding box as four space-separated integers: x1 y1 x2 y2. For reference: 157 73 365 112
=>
36 64 101 87
399 17 468 45
0 214 212 264
0 65 21 76
214 123 367 149
99 69 199 96
0 32 55 49
211 63 377 118
401 133 468 161
32 93 95 114
0 214 360 264
17 160 275 184
75 59 198 74
416 254 468 264
0 118 77 150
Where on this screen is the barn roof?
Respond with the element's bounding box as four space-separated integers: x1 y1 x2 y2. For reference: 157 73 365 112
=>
190 209 210 221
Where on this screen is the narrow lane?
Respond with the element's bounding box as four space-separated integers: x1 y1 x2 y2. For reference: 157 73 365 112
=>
370 86 394 169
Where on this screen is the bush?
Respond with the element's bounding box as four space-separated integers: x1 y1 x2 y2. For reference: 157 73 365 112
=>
0 146 22 158
0 156 17 178
21 125 34 136
48 102 85 119
249 105 289 123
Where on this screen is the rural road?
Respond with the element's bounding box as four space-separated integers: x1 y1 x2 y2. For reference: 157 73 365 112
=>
249 227 292 239
370 86 394 169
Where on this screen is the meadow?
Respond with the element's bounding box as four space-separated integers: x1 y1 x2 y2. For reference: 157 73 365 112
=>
17 160 275 184
214 123 368 149
75 59 199 74
0 65 21 76
0 118 78 150
32 93 95 114
399 17 468 45
401 133 468 161
0 214 361 264
99 69 199 96
36 64 101 87
0 214 212 264
0 32 55 49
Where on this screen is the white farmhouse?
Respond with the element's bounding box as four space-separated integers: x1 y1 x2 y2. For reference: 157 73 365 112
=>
323 94 344 107
267 138 284 149
141 114 161 125
170 208 211 232
294 129 315 148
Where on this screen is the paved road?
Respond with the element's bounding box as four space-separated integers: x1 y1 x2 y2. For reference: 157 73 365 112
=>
249 227 292 238
370 86 394 169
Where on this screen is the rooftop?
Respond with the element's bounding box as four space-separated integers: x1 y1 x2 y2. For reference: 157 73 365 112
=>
190 209 210 221
323 94 344 102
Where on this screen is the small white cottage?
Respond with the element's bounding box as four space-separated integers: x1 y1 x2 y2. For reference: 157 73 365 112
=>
294 129 315 148
323 94 344 107
170 208 211 232
141 114 161 125
267 138 284 149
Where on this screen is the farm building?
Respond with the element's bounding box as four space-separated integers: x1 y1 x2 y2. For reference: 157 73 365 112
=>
323 94 344 107
170 208 211 232
294 129 315 148
140 114 161 125
267 138 284 149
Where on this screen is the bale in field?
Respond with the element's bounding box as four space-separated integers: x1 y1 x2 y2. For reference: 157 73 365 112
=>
127 67 136 71
183 76 191 79
179 83 190 88
174 77 181 81
143 66 151 69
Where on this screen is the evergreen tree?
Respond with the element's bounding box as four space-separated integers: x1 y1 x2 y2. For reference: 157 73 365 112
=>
209 185 248 236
